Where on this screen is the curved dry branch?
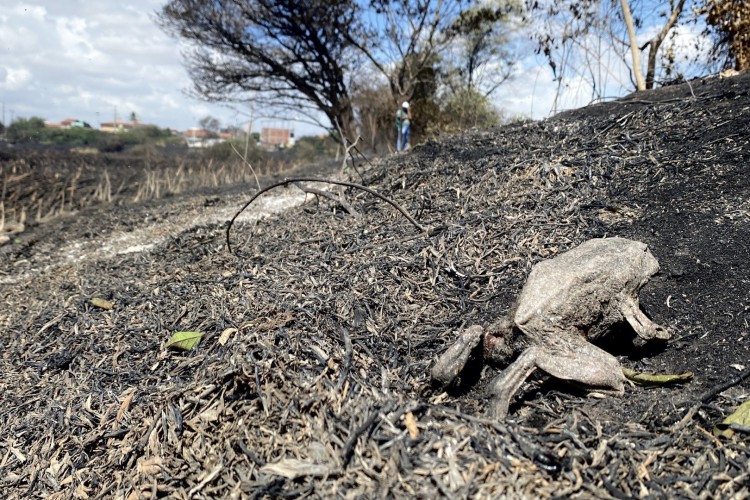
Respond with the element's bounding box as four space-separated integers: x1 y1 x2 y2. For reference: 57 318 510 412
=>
226 176 430 254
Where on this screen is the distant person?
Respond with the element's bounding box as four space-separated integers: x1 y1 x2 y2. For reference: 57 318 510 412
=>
395 101 412 152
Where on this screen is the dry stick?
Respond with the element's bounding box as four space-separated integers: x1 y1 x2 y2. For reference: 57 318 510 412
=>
675 366 750 430
341 403 394 468
699 367 750 404
226 177 430 254
0 170 5 232
299 186 361 218
334 118 365 180
229 141 262 192
336 324 354 391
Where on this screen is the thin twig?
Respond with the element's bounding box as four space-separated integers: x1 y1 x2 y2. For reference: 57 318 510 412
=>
298 186 360 218
229 141 262 191
700 367 750 404
336 324 353 391
226 177 429 254
341 403 393 468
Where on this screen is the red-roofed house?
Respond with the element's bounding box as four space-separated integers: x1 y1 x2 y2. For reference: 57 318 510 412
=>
46 118 91 129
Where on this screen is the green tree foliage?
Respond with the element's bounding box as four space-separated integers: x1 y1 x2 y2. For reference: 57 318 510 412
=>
119 126 175 146
289 135 338 164
442 2 521 95
203 139 265 163
428 88 501 135
4 118 176 151
41 127 100 147
7 117 46 143
351 0 470 104
353 82 398 152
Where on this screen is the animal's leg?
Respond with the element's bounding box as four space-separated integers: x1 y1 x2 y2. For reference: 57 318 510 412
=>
489 338 629 419
622 296 671 341
431 325 484 387
487 347 539 419
533 337 626 394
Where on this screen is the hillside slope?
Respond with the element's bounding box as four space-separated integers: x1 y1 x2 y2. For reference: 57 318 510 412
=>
1 73 748 498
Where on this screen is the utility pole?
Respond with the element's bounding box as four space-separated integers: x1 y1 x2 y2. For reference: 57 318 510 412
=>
244 101 254 160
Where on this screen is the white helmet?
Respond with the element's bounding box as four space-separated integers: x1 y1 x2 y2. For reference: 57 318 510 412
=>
402 101 409 109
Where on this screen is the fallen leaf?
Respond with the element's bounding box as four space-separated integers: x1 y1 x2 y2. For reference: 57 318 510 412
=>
165 331 203 351
9 446 26 463
622 368 693 386
260 458 332 479
74 481 92 499
90 298 114 310
137 455 163 475
404 411 419 438
714 400 750 438
218 327 237 346
116 389 136 422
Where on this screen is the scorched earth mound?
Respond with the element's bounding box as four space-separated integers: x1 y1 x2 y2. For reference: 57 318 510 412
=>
1 73 749 498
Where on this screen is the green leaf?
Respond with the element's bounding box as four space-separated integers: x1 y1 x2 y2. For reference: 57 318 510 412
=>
622 368 693 386
165 331 203 351
714 400 750 439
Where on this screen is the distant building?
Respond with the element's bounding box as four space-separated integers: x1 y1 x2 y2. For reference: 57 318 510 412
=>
183 128 223 148
100 120 145 133
46 118 91 129
260 127 294 148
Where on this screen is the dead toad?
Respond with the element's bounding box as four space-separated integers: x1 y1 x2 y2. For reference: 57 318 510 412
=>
431 237 672 418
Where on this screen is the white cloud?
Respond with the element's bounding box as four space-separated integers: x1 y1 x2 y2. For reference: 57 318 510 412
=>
494 57 601 121
0 67 33 91
0 1 325 135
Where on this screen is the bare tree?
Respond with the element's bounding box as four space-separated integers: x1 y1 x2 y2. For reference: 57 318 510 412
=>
346 0 469 104
619 0 687 90
528 0 693 104
158 0 360 139
619 0 646 89
352 82 395 152
160 0 520 146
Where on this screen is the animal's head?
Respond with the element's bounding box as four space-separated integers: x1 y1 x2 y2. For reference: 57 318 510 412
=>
483 315 517 365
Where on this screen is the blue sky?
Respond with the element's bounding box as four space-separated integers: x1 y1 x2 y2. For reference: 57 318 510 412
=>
0 1 710 136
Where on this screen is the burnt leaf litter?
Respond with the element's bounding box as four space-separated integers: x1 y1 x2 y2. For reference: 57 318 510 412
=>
1 73 749 498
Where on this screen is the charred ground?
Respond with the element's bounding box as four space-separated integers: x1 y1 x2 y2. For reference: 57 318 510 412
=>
1 73 749 498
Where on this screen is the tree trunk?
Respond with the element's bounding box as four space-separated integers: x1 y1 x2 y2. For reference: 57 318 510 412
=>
330 101 358 145
644 0 687 89
646 41 659 90
619 0 646 91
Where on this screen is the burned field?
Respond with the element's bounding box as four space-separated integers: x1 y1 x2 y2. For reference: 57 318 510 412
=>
1 73 749 498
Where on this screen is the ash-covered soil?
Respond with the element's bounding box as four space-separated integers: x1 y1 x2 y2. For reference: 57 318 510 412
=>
1 73 749 498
